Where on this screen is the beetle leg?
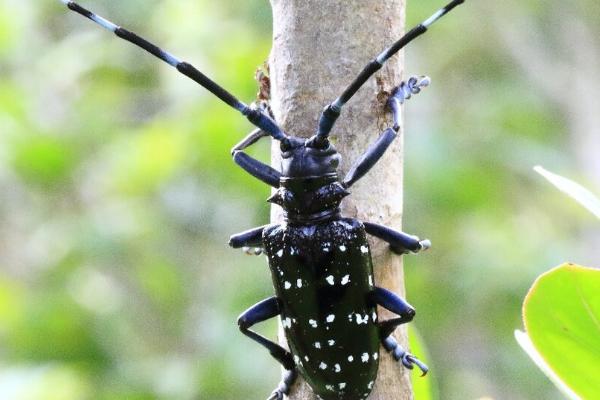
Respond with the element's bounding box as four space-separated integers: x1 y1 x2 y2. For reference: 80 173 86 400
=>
232 128 270 153
372 287 429 376
229 225 268 255
342 127 398 188
238 298 297 399
231 150 281 188
364 222 431 254
340 76 430 189
237 297 296 371
372 287 416 338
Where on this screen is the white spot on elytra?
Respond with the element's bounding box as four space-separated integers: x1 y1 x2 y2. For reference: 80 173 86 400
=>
355 314 369 325
319 362 328 370
341 274 350 285
304 356 310 362
368 275 373 286
373 352 378 360
290 247 298 255
276 249 283 257
328 339 335 346
325 384 334 391
284 281 292 290
296 279 303 288
326 314 335 323
347 355 354 362
309 319 318 328
348 313 353 321
334 363 341 372
372 311 377 322
339 245 347 252
282 317 292 328
339 383 347 390
294 355 300 364
360 245 369 254
361 353 369 363
314 342 321 349
367 381 374 389
326 275 335 285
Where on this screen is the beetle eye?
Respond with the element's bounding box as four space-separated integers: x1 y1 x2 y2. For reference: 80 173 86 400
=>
306 136 329 150
280 138 292 152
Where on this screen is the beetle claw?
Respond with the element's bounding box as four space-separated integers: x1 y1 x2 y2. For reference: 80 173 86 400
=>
401 355 414 369
403 354 429 377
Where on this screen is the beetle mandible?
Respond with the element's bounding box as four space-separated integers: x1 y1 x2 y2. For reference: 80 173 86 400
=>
60 0 465 399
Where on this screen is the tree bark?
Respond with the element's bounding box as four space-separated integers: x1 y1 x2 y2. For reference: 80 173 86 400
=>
268 1 411 399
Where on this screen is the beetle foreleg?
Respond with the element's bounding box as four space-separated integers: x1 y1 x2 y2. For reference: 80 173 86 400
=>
342 127 397 189
231 104 274 153
364 222 431 254
232 128 270 153
232 150 281 188
342 76 430 189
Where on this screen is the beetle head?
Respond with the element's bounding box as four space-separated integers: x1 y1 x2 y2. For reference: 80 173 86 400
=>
279 135 341 178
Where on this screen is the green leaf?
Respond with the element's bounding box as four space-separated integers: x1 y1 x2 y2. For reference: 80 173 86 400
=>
515 330 579 399
534 166 600 219
409 325 436 400
521 263 600 399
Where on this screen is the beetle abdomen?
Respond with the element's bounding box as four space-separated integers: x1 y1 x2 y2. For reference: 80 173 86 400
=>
264 218 380 399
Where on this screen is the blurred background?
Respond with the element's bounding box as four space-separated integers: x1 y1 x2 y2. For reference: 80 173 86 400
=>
0 0 598 399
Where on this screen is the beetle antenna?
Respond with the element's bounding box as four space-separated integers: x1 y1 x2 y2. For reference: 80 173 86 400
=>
315 0 465 140
59 0 288 141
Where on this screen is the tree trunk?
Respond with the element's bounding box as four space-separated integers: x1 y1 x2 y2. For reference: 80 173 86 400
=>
268 1 411 399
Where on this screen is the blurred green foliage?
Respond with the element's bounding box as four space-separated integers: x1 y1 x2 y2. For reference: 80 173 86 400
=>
0 0 597 399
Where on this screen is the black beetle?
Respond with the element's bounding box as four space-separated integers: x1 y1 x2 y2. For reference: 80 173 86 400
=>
230 76 432 400
60 0 465 398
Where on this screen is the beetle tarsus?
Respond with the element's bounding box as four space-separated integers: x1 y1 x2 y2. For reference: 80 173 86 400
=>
267 392 282 400
268 369 297 400
416 238 432 253
384 335 429 376
405 354 429 377
390 236 432 254
243 246 263 256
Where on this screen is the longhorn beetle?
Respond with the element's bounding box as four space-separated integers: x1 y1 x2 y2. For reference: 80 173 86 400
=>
60 1 465 399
